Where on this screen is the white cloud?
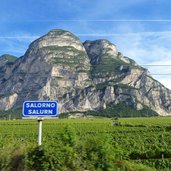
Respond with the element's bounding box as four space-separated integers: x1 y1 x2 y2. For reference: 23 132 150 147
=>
110 32 171 90
145 59 171 90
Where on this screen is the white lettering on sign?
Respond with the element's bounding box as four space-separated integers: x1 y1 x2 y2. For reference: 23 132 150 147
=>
28 109 53 115
26 102 56 108
23 101 58 117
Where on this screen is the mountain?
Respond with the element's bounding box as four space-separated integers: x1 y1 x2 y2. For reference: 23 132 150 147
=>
0 29 171 116
0 54 17 67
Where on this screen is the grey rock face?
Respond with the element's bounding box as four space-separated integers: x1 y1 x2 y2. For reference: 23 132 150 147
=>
0 29 171 116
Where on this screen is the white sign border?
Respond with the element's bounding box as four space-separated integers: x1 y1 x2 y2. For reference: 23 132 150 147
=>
22 100 58 117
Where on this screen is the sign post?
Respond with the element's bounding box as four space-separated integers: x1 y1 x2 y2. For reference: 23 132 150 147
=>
38 117 43 146
22 101 58 146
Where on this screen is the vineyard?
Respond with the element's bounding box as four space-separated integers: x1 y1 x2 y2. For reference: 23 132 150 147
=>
0 117 171 171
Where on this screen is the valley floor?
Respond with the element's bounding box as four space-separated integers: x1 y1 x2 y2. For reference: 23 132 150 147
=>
0 117 171 171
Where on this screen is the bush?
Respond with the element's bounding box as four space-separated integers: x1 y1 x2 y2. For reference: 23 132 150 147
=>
25 146 51 171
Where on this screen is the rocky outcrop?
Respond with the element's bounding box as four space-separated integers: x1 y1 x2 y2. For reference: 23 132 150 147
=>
0 54 17 67
0 29 171 116
0 93 18 110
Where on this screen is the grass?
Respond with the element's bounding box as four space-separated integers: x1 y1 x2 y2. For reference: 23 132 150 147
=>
0 117 171 170
1 116 171 125
120 116 171 126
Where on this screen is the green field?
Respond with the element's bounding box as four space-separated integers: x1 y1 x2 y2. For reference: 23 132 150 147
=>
0 117 171 171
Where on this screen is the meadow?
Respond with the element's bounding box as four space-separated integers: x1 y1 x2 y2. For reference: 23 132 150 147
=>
0 117 171 171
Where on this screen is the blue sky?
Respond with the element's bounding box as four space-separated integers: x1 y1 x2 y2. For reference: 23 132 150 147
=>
1 0 171 89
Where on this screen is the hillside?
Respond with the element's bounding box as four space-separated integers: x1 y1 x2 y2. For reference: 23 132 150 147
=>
0 29 171 117
0 54 17 66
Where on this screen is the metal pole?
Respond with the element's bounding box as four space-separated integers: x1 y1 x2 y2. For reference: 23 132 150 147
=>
38 118 43 146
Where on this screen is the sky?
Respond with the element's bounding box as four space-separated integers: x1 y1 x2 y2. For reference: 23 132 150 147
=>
0 0 171 89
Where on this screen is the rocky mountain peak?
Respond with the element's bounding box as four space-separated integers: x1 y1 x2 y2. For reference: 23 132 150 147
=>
46 29 78 39
28 29 85 53
0 29 171 116
83 39 118 64
22 29 90 73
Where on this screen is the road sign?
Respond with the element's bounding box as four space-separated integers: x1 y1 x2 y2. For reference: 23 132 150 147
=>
22 101 58 117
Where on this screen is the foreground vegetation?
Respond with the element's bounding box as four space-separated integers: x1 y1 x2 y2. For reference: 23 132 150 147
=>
0 117 171 170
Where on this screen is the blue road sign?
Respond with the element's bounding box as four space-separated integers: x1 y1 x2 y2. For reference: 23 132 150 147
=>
22 101 58 117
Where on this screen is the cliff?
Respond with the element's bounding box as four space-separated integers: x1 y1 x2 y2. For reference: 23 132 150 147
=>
0 29 170 116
